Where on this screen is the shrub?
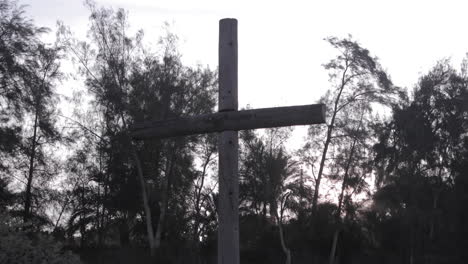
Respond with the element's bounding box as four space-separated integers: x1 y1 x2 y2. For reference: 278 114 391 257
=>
0 212 82 264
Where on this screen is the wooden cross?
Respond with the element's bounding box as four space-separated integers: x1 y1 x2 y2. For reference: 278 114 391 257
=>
132 18 326 264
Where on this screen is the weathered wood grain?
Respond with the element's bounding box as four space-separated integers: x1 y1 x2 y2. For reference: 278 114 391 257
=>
218 18 239 264
131 104 326 140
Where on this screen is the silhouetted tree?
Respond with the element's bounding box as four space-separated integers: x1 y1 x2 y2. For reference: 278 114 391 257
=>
0 0 47 172
59 2 217 258
0 0 63 224
240 128 299 264
20 43 62 223
373 59 468 263
304 36 400 220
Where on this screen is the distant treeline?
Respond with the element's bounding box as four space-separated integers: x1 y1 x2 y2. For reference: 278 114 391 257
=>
0 0 467 264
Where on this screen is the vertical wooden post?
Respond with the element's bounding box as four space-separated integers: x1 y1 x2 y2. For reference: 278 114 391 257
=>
218 18 239 264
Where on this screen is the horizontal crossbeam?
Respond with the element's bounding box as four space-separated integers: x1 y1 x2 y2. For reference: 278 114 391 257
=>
131 104 326 140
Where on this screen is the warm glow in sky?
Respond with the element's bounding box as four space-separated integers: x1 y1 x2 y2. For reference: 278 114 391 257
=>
23 0 468 148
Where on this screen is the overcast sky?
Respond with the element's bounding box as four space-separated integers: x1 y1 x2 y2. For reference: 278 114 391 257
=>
22 0 468 106
20 0 468 151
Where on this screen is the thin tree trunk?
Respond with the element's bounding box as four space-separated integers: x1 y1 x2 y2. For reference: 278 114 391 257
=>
328 121 360 264
53 180 80 232
24 107 39 223
102 160 109 246
96 151 102 246
130 147 157 254
154 168 170 249
277 216 291 264
80 181 86 248
148 72 175 254
311 63 349 217
24 56 53 224
274 197 291 264
118 111 157 254
53 203 67 231
429 169 442 242
408 165 418 264
155 147 177 247
193 150 213 243
298 169 305 225
329 230 340 264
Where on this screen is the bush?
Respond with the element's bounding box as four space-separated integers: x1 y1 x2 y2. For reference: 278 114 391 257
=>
0 212 82 264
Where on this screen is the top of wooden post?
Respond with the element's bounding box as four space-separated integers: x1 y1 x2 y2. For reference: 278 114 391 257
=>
219 18 238 112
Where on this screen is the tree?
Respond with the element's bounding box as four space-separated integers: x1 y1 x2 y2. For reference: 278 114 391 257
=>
0 0 47 166
239 128 299 264
328 101 373 264
303 36 400 220
0 0 41 172
59 2 217 256
20 43 62 223
372 59 468 263
0 0 63 224
189 134 217 252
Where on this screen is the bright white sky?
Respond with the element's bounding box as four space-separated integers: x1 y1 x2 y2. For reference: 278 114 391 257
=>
22 0 468 148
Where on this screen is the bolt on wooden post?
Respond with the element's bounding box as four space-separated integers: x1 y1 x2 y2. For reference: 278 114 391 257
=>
218 18 239 264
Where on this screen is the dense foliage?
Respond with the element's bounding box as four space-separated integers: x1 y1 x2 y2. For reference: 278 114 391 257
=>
0 1 467 263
